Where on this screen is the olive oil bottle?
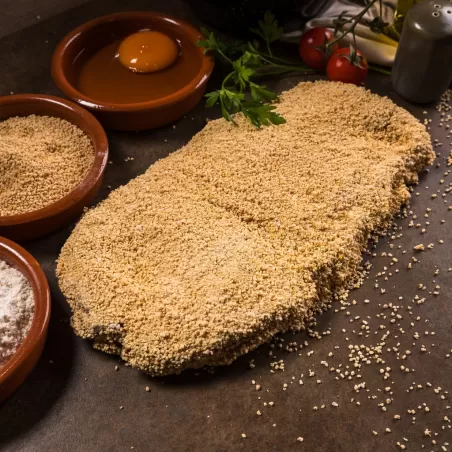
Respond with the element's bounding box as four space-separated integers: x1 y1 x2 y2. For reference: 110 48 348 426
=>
388 0 418 40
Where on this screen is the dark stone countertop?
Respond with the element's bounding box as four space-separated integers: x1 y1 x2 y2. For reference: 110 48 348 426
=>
0 1 451 451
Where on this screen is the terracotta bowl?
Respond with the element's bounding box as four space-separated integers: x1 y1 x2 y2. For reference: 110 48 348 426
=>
51 11 214 131
0 94 109 242
0 237 51 404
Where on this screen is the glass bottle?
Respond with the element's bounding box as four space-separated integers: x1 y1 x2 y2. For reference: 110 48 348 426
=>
387 0 418 40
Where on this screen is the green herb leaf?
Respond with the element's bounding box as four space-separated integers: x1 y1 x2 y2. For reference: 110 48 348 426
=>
249 83 278 103
204 89 244 116
222 89 244 112
205 91 220 108
242 102 286 128
232 56 255 91
241 51 262 68
200 27 210 38
247 41 260 54
220 102 232 122
196 30 218 54
250 10 283 54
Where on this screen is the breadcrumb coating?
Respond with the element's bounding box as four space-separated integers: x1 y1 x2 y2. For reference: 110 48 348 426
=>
57 81 434 376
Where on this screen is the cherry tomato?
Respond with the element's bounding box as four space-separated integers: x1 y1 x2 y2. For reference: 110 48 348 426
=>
326 47 368 85
299 27 337 70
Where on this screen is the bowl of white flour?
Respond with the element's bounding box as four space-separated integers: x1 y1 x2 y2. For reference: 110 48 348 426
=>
0 237 51 403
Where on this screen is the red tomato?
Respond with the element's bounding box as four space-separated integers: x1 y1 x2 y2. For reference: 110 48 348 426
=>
299 27 337 70
326 47 368 85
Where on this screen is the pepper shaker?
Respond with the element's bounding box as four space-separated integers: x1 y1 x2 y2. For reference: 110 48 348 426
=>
392 0 452 103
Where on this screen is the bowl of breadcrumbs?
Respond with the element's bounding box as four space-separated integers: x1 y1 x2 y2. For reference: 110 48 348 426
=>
0 94 109 241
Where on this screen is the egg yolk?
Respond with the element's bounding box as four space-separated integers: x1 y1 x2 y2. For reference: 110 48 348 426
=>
117 31 179 73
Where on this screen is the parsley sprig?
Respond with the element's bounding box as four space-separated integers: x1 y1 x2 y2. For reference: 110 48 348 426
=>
197 13 316 128
197 8 391 127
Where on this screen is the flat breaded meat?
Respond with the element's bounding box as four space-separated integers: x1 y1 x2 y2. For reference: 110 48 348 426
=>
57 81 434 376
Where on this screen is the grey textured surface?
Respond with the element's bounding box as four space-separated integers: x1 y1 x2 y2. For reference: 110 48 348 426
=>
0 1 451 451
0 0 90 39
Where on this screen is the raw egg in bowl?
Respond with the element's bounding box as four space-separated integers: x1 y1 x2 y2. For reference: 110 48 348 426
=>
117 30 179 73
51 12 214 130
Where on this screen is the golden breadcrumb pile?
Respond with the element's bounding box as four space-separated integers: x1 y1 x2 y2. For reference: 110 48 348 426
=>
57 81 434 376
0 115 94 216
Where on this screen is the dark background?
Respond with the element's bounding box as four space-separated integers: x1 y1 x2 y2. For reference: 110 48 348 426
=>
0 1 451 451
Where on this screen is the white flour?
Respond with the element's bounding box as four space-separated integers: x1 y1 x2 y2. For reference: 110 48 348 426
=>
0 259 35 367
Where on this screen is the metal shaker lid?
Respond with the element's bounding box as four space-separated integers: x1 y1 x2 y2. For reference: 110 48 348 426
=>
407 1 452 39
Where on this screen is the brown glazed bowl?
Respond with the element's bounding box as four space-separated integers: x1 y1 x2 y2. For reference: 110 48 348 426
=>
0 237 51 404
51 11 215 131
0 94 109 242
